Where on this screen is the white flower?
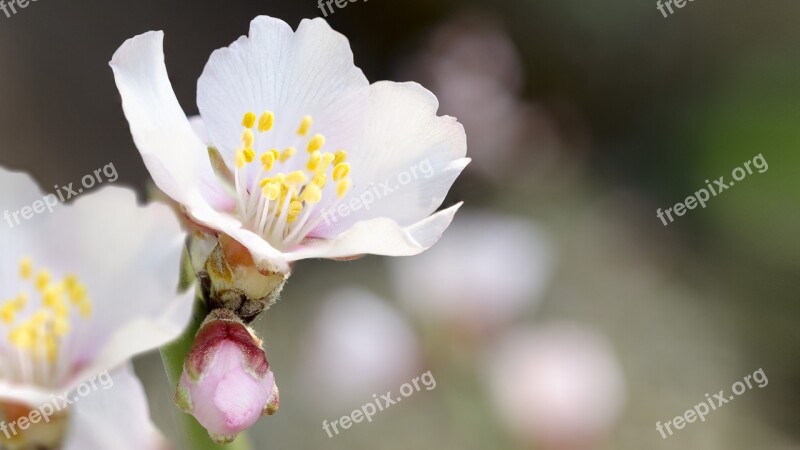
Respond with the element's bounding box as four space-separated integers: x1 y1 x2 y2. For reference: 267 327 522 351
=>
484 323 626 447
63 365 169 450
110 16 469 275
0 167 193 446
389 211 555 333
302 288 420 411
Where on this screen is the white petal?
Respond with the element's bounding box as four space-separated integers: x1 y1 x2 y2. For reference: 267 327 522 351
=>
197 16 369 162
65 365 169 450
314 81 468 237
286 202 462 261
110 31 231 211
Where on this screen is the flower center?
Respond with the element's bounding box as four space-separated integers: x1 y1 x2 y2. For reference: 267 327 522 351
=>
231 112 353 249
0 257 92 385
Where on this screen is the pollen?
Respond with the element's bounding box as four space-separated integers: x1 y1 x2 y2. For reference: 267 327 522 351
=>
242 129 255 149
258 111 275 132
228 109 358 244
4 257 92 364
333 150 348 166
307 134 325 153
280 147 296 163
307 151 322 171
297 115 313 136
301 183 322 204
337 178 352 198
261 151 276 172
285 170 308 186
242 112 257 129
333 162 350 182
19 257 32 279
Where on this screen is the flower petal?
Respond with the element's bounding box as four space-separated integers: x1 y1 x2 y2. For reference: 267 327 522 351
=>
286 202 462 261
110 31 231 211
197 16 369 163
65 365 170 450
313 81 469 237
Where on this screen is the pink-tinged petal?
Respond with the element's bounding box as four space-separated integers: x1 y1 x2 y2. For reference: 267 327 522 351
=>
314 81 468 237
110 31 231 212
285 202 462 261
197 16 369 164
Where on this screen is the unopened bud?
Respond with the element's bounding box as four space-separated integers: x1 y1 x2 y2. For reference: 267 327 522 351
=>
174 309 279 444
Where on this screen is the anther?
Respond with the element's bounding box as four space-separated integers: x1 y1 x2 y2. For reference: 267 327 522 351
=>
297 115 313 136
258 111 275 132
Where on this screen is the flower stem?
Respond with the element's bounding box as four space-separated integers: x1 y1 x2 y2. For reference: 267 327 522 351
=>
159 246 254 450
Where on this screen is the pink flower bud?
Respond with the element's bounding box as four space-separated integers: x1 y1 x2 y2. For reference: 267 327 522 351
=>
174 309 279 444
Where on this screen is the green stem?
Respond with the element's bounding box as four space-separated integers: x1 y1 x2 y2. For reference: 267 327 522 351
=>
159 248 253 450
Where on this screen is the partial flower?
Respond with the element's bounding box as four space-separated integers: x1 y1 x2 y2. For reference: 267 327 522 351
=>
302 288 419 411
110 16 469 276
389 211 555 336
484 323 626 449
174 309 278 444
0 167 193 447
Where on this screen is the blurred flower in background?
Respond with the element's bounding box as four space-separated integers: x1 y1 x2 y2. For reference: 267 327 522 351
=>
398 13 568 184
485 323 626 450
301 288 420 412
389 211 555 338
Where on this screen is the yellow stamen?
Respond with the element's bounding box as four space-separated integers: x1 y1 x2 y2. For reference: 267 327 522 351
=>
261 152 276 172
333 162 351 182
235 149 247 169
262 182 281 201
286 200 303 223
307 134 325 153
19 257 32 279
242 129 255 149
35 271 51 292
297 115 313 136
243 148 256 164
258 111 275 132
0 303 16 325
302 184 322 204
53 316 70 337
284 171 308 186
312 173 327 188
307 151 322 171
333 150 348 166
242 112 257 129
337 178 352 198
6 260 92 364
280 147 296 163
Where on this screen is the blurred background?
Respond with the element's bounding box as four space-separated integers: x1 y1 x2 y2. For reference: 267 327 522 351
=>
1 0 799 448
